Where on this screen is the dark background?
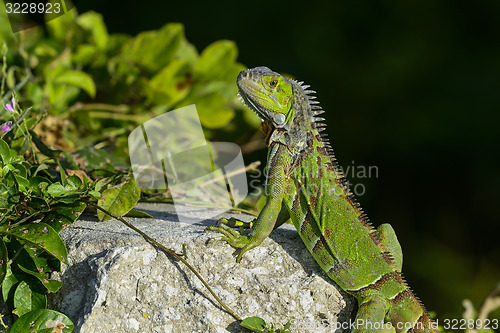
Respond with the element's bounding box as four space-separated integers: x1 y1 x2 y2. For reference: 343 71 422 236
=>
75 0 500 319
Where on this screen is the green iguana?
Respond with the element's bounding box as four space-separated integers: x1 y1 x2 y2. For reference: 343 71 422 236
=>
207 66 438 333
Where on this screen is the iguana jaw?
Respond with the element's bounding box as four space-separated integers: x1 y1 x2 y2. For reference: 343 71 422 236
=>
237 90 267 121
236 68 272 121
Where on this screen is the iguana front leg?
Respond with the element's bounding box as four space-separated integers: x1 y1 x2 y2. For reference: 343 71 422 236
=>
215 203 290 230
207 144 289 262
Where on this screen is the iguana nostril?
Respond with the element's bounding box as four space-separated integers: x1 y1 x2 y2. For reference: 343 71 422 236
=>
237 71 248 82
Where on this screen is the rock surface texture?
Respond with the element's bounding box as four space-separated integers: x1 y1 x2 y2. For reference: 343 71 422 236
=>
48 203 355 332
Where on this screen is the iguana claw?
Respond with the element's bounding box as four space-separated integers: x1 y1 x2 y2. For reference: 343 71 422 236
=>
216 217 253 229
206 218 258 262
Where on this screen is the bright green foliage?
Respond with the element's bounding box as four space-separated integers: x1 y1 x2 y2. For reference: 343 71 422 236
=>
97 176 140 221
9 309 74 333
240 316 292 333
0 9 246 327
0 134 77 328
0 10 249 161
0 100 141 330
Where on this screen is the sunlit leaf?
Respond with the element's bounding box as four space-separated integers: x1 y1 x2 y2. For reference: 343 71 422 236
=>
0 138 10 165
240 316 268 332
45 7 78 41
194 92 235 129
47 183 72 197
148 59 192 106
13 280 47 317
97 176 140 221
195 40 245 81
77 11 109 50
123 23 184 72
53 70 96 98
125 209 153 218
0 223 68 264
2 265 19 303
10 309 74 333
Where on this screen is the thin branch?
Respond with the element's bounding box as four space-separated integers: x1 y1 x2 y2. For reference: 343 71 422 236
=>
84 200 242 322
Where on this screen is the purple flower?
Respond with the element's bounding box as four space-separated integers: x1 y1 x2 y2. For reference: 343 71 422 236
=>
4 97 15 112
0 121 12 131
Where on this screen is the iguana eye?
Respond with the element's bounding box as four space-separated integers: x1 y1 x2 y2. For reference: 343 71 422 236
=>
269 79 278 88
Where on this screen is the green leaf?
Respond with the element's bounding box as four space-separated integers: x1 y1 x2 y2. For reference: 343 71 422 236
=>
11 162 27 178
0 181 20 209
33 163 49 177
28 176 52 196
0 138 10 165
17 136 31 156
66 175 83 189
0 223 68 264
124 209 153 218
47 183 71 197
94 178 109 192
46 83 80 109
45 6 78 41
176 37 199 67
76 11 109 50
26 81 44 110
47 181 84 201
72 44 98 66
2 265 19 303
41 201 86 233
14 174 30 192
73 147 127 170
195 40 246 81
13 281 33 317
194 92 235 129
57 194 81 204
0 238 7 284
29 130 62 160
53 70 96 98
10 309 74 333
13 280 47 317
97 176 140 221
147 59 192 106
240 316 268 332
124 23 184 72
88 190 101 199
17 248 63 293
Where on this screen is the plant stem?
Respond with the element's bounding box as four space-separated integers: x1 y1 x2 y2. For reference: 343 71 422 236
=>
84 200 242 322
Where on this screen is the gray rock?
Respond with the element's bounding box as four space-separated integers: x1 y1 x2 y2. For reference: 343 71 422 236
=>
48 202 355 332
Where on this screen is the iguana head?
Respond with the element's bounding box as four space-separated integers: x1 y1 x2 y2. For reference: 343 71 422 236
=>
237 66 327 150
237 67 295 129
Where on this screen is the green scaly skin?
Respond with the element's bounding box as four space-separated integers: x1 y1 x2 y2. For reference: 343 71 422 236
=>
207 67 438 333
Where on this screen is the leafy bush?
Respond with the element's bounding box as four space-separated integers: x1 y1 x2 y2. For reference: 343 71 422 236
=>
0 8 258 332
0 9 258 162
0 93 142 331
